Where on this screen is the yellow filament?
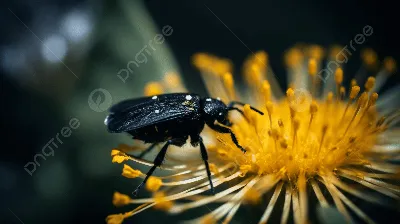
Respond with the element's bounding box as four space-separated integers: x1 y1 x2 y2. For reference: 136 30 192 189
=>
340 86 346 100
318 125 328 155
351 78 358 87
163 72 184 90
306 101 318 139
364 77 376 92
307 45 325 61
144 82 164 96
383 57 396 73
335 68 344 99
261 80 271 102
357 92 378 125
309 58 318 96
285 48 303 68
340 86 361 125
266 101 274 128
308 58 317 76
361 48 378 68
222 72 236 100
343 92 368 136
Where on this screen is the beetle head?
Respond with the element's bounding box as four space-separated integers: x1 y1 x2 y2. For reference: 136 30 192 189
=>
202 97 229 124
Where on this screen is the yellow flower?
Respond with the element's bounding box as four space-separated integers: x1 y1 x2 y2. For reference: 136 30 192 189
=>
107 45 400 224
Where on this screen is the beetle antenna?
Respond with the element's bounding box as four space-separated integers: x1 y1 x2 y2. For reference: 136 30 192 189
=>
250 106 264 115
228 101 264 115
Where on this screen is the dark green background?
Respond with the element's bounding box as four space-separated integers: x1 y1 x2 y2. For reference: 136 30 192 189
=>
1 0 399 223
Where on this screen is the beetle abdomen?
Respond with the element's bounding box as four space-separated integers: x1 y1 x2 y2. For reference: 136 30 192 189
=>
128 118 205 144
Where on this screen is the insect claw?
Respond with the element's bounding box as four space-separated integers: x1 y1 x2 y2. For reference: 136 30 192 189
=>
210 187 215 195
223 120 233 127
132 182 145 197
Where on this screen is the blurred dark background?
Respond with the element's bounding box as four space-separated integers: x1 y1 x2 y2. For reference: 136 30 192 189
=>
1 0 399 223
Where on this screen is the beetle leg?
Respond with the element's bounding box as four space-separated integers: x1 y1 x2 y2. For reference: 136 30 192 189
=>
222 119 233 127
198 136 215 194
207 122 246 153
137 143 158 158
132 140 172 196
228 101 264 115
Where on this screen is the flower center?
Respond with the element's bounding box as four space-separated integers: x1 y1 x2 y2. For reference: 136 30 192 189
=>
193 51 383 183
216 96 379 181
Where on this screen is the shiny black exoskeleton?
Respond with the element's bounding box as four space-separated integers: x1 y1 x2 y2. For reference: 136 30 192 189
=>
105 93 263 196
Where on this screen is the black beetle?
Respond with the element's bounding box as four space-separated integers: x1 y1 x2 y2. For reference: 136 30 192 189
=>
105 93 263 195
